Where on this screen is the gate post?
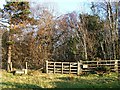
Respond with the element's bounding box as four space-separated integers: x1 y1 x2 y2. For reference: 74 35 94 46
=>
62 62 63 74
54 62 56 74
80 60 82 74
114 60 118 73
25 62 28 74
46 61 48 74
77 60 82 75
77 61 80 75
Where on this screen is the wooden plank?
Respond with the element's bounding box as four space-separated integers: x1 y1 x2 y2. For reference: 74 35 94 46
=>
48 65 54 67
82 64 116 66
88 67 96 68
71 69 77 70
55 65 62 67
48 68 54 69
63 67 69 69
83 63 98 64
63 69 70 70
82 70 90 71
99 64 115 65
56 70 62 72
55 71 62 73
70 72 77 73
82 61 98 63
70 63 77 66
111 69 117 71
70 66 77 67
48 71 53 73
56 68 61 71
82 63 96 65
48 69 54 71
100 60 120 62
63 71 70 73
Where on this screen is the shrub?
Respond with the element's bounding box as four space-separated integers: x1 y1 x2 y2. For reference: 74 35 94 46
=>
95 66 110 76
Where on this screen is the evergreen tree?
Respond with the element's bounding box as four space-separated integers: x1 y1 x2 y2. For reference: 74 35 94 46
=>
2 1 31 72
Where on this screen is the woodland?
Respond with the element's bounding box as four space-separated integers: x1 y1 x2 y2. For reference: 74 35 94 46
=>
0 1 120 71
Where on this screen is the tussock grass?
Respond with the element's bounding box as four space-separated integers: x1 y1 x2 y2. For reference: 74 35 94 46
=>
0 69 120 88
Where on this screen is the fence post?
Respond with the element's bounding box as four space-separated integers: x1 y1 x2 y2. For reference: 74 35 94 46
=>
69 62 71 74
54 62 56 74
80 60 82 74
25 62 28 74
62 62 63 74
46 61 48 74
114 60 118 73
77 61 82 75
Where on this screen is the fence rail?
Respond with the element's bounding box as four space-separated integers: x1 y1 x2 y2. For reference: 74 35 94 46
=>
46 60 120 75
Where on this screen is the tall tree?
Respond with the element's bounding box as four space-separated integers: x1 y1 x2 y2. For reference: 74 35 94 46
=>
2 1 31 72
118 1 120 80
91 1 119 60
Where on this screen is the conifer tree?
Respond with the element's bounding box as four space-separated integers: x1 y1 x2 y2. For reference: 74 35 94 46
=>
2 1 31 72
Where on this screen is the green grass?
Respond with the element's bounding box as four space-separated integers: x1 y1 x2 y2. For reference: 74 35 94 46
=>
0 69 120 88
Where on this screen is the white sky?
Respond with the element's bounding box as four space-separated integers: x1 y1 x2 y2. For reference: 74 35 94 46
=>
0 0 92 14
0 0 6 9
1 0 118 15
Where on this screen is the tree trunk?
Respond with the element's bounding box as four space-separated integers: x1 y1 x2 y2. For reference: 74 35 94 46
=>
100 42 106 59
7 44 12 72
0 30 2 68
107 2 116 59
83 33 88 60
118 1 120 81
80 15 88 60
7 32 12 72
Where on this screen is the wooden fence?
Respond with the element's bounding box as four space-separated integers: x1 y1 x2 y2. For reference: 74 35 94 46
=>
46 60 120 75
82 60 119 72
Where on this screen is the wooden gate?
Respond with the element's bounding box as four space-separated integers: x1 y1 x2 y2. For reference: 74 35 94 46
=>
46 61 82 75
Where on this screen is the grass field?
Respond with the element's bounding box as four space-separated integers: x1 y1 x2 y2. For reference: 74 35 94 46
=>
0 69 120 88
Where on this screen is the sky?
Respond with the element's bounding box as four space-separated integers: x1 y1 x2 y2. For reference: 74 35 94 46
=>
2 0 118 16
0 0 6 9
0 0 92 15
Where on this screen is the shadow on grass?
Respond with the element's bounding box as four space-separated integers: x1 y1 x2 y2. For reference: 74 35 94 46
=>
1 82 41 89
54 76 120 88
